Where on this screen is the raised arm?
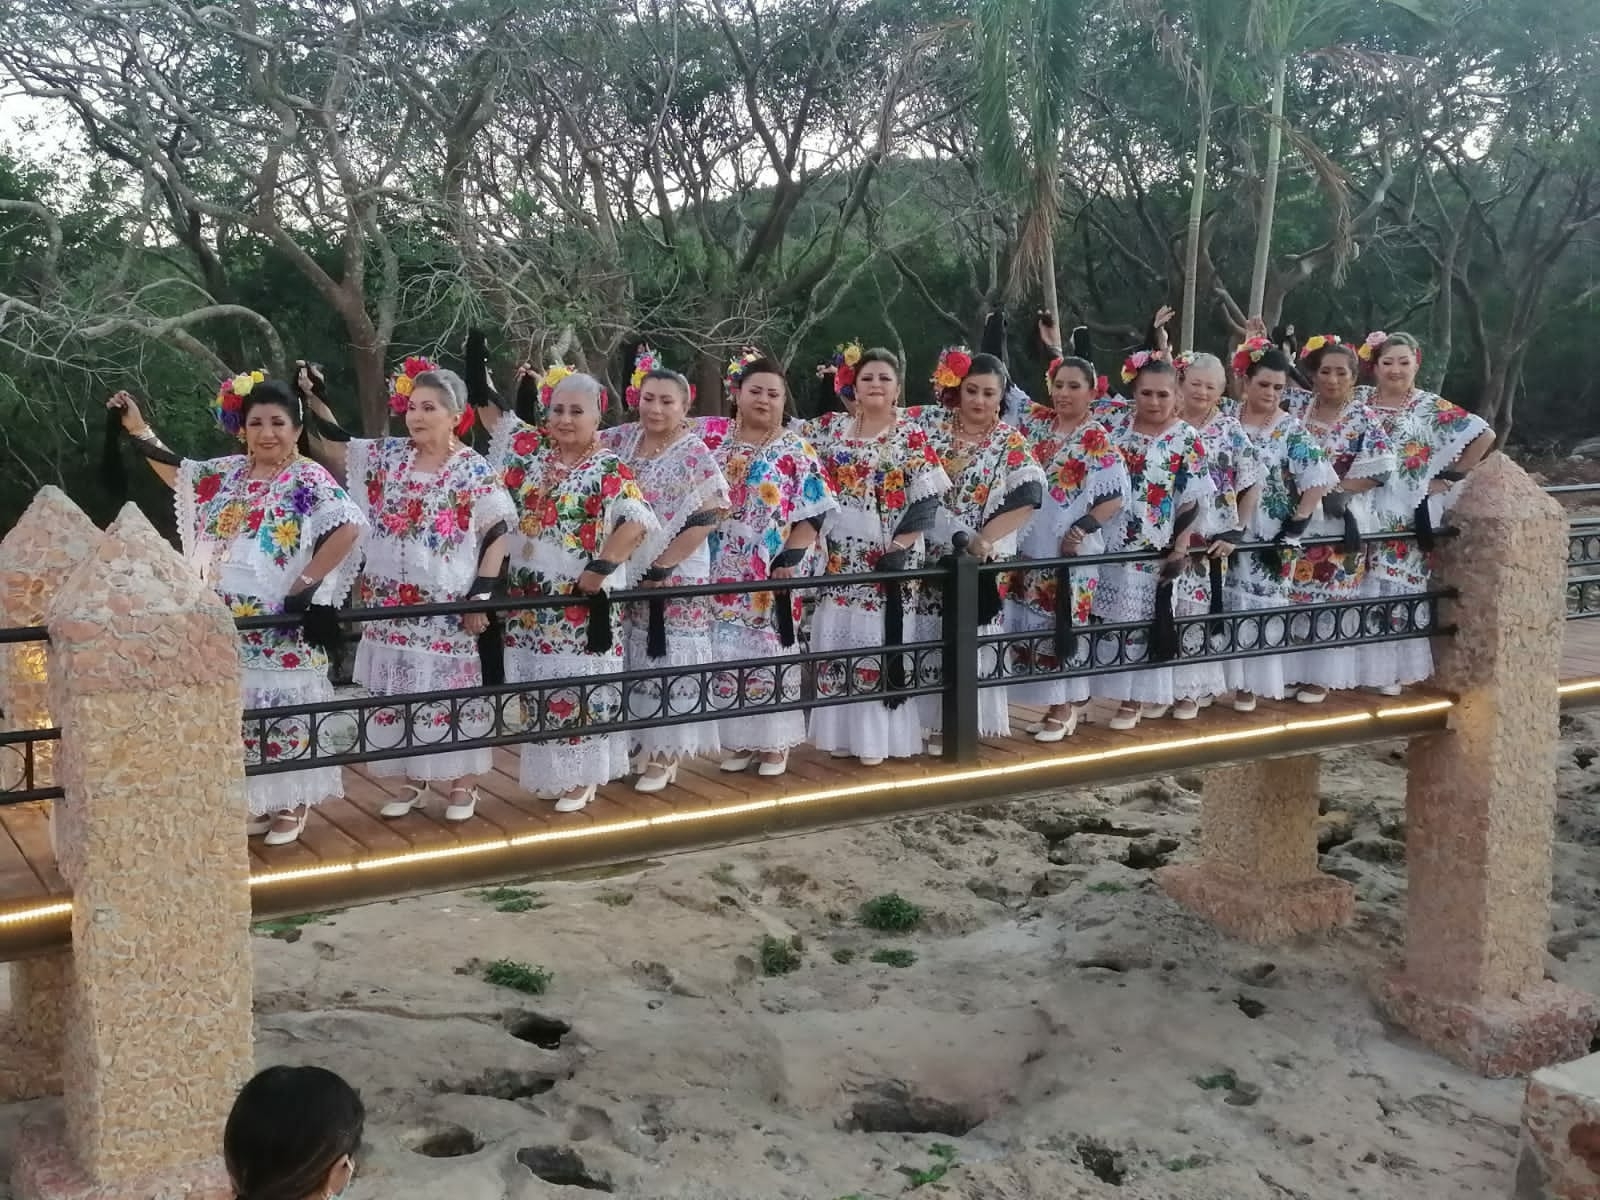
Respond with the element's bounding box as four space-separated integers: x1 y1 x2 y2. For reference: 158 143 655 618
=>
296 364 351 484
106 392 178 488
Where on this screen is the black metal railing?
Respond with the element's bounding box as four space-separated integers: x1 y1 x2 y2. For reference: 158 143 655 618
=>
233 529 1450 773
1552 485 1600 617
0 727 63 804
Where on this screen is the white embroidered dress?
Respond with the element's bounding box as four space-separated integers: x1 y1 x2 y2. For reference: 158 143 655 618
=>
905 406 1046 737
801 412 950 760
1005 407 1128 708
348 437 516 781
489 417 660 793
1092 420 1225 705
176 456 366 816
601 423 730 764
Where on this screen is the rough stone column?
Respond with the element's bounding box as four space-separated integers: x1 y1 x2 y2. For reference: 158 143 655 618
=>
12 504 247 1200
0 488 104 1103
1374 455 1595 1078
1518 1053 1600 1198
1156 755 1353 943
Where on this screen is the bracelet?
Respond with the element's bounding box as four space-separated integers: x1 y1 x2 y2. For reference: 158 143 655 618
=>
771 547 807 569
1437 469 1466 483
585 559 620 577
643 565 672 582
1070 514 1102 535
1216 529 1246 545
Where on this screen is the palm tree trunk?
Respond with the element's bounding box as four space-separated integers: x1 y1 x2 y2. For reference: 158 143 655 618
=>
1247 54 1288 319
1180 77 1213 353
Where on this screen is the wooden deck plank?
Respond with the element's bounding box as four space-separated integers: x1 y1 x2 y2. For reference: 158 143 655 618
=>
0 804 64 894
0 805 52 896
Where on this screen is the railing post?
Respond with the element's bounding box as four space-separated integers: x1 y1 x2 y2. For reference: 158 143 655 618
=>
13 504 247 1199
1374 455 1595 1077
0 488 103 1104
941 553 980 763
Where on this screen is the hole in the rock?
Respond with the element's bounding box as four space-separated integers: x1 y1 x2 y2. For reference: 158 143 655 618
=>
406 1125 483 1159
507 1011 572 1050
517 1145 614 1192
1077 1140 1125 1186
433 1068 558 1101
1235 995 1267 1020
1124 837 1179 870
846 1081 982 1136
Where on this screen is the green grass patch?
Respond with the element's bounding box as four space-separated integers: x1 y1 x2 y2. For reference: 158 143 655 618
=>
870 948 918 968
474 886 547 913
1166 1155 1207 1172
858 892 924 932
251 911 339 937
1193 1070 1238 1092
1087 881 1128 894
831 947 857 964
707 862 739 887
596 890 634 907
759 935 802 976
483 959 554 995
897 1143 958 1189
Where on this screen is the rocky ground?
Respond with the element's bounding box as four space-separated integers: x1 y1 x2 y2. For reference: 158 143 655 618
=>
4 712 1599 1198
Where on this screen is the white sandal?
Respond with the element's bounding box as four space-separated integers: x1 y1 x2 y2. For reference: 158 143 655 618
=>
380 783 432 819
555 784 597 813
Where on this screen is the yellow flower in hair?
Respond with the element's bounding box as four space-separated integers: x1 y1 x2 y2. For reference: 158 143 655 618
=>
250 370 265 384
394 375 415 397
1303 335 1327 354
843 344 861 367
232 373 256 397
543 364 574 389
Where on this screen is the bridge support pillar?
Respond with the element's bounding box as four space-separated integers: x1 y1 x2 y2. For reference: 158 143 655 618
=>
1373 455 1595 1078
12 504 248 1200
0 488 103 1103
1157 755 1353 942
1517 1052 1600 1198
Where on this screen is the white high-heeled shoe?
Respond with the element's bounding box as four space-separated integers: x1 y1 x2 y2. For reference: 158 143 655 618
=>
1034 710 1078 743
635 762 678 793
756 752 788 778
380 783 432 819
246 815 272 837
555 784 597 813
1108 705 1141 731
720 753 754 773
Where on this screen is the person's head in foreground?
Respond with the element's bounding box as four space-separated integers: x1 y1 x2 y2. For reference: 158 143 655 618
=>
225 1065 364 1200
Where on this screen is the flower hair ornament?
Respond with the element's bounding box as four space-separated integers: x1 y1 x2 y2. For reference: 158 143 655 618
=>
1297 334 1349 361
724 347 763 393
1045 356 1111 399
1231 336 1272 376
832 341 863 401
1170 350 1195 378
1119 348 1167 384
390 355 475 438
1358 330 1418 367
624 346 697 409
931 345 974 395
538 364 576 407
212 370 266 439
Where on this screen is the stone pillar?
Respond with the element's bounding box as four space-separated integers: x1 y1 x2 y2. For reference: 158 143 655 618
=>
0 488 104 1103
1374 455 1595 1078
1518 1053 1600 1198
1156 755 1353 943
12 504 248 1200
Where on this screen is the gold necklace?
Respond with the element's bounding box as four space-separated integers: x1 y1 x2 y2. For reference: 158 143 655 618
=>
731 418 781 448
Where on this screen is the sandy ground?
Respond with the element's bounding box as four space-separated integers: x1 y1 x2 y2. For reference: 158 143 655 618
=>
9 711 1600 1199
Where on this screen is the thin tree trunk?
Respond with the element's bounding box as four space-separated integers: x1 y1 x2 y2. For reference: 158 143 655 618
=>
1041 225 1060 338
1180 78 1213 353
1247 55 1287 319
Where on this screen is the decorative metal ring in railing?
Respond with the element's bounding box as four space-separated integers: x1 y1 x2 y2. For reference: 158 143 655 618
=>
229 528 1451 772
0 727 63 806
1550 486 1600 616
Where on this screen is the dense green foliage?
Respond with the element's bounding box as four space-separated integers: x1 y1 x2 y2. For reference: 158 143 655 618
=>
0 0 1595 528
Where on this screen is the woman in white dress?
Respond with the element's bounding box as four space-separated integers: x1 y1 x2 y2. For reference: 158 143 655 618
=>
1006 355 1127 741
802 348 950 764
1357 331 1494 693
602 355 730 790
108 380 367 845
1225 344 1337 710
906 350 1045 751
302 361 514 822
1092 357 1223 729
1282 336 1396 701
